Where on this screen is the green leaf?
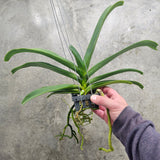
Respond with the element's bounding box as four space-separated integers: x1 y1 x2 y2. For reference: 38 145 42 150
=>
69 45 86 71
89 68 143 84
83 1 124 69
85 80 143 93
88 40 158 77
47 89 80 98
4 48 83 77
11 62 80 82
22 84 80 104
130 81 144 89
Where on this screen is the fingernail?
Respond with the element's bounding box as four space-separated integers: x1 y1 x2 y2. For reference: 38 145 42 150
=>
91 95 97 101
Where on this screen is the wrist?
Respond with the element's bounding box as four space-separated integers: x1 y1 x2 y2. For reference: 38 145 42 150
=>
112 106 145 146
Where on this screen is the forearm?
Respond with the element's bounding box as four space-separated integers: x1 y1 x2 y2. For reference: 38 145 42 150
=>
112 106 160 160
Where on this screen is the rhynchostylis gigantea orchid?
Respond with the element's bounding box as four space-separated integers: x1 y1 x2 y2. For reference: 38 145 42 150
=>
4 1 158 152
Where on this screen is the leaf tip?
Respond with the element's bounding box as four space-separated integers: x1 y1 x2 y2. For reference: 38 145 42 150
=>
4 55 9 62
21 97 28 105
145 40 159 50
21 101 25 105
140 71 143 75
116 1 124 6
152 42 159 51
11 69 15 74
139 83 144 89
155 44 160 51
139 84 144 89
4 49 15 61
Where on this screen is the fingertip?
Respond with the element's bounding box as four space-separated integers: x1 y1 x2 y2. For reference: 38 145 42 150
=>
90 95 97 102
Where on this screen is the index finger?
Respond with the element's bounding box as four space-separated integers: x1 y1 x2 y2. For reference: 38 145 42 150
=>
102 87 119 99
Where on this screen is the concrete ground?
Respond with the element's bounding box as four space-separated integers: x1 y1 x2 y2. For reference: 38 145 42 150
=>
0 0 160 159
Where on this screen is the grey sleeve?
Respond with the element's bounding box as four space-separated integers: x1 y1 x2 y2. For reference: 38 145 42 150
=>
112 106 160 160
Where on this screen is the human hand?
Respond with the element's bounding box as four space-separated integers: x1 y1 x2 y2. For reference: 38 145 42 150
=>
90 87 128 125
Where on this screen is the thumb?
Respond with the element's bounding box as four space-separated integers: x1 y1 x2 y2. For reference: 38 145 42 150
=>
90 95 113 109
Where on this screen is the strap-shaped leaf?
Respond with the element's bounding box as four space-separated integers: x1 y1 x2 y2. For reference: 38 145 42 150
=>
11 62 80 82
22 84 80 104
83 1 124 69
47 89 80 98
88 40 158 77
69 45 86 71
85 80 143 93
4 48 83 77
89 68 143 84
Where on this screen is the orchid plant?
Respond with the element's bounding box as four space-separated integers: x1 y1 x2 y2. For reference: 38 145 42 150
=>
4 1 158 152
